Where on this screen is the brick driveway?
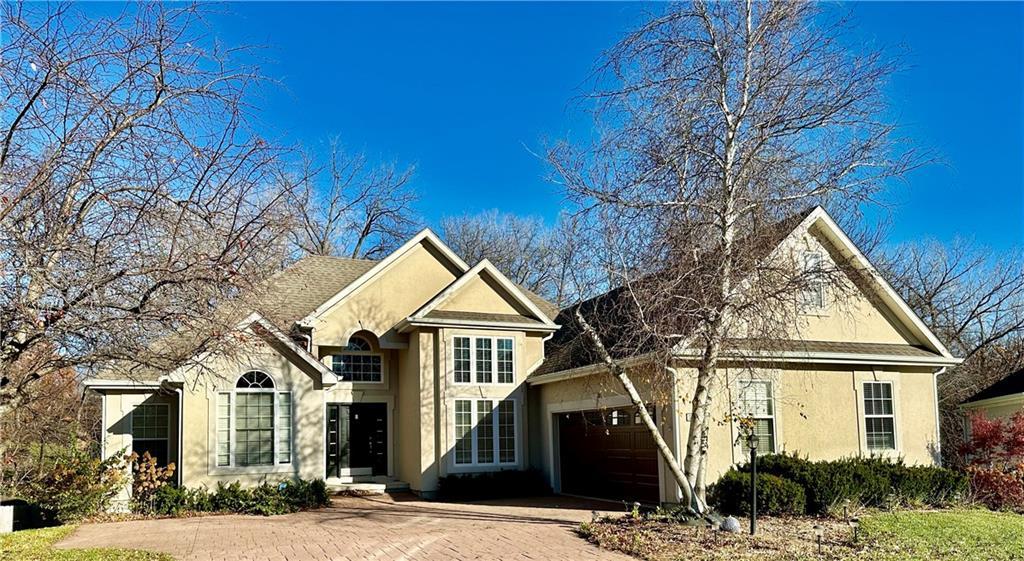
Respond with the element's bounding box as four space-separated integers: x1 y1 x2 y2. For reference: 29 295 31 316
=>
57 494 632 560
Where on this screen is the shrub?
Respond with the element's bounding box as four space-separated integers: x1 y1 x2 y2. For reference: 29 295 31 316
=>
128 451 176 514
151 478 330 517
708 470 806 516
438 469 550 500
966 464 1024 512
25 443 128 523
732 453 966 514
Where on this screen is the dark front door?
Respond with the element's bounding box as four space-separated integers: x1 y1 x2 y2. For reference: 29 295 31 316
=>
557 406 660 504
326 403 387 477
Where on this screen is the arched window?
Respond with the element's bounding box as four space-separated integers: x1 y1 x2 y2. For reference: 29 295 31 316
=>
236 371 275 389
215 371 292 469
332 335 382 383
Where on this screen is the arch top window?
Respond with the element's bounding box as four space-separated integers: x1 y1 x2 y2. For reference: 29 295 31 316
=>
332 336 382 383
344 336 372 352
236 371 275 389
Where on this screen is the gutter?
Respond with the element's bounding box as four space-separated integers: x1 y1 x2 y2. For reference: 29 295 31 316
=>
932 367 945 467
173 386 184 486
396 317 559 334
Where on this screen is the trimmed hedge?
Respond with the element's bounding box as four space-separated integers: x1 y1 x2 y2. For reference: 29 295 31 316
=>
151 478 329 516
438 469 550 501
708 471 806 516
711 453 966 515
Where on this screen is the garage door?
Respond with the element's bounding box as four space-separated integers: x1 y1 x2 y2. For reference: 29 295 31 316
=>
557 406 660 504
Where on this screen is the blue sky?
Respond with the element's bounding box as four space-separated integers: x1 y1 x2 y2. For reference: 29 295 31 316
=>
98 2 1024 250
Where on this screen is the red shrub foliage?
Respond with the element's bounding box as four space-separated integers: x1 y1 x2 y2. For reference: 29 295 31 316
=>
960 412 1024 512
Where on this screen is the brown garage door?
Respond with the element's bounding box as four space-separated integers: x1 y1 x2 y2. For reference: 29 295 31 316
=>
557 406 660 504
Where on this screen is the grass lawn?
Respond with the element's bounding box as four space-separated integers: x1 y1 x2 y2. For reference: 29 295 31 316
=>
0 525 173 561
580 509 1024 561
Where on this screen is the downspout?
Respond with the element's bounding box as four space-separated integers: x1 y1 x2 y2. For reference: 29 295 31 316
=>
174 387 184 486
933 367 946 467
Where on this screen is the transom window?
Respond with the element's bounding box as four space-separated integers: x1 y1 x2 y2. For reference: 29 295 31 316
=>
452 336 514 385
454 399 517 466
863 381 896 450
331 336 382 383
736 380 776 455
216 371 292 468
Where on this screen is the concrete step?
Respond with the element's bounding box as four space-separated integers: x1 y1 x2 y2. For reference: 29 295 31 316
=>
327 478 410 495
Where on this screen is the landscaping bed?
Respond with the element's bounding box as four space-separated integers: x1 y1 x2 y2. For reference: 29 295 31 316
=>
580 509 1024 561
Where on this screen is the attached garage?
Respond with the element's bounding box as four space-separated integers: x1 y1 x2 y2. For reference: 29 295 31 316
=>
556 406 660 504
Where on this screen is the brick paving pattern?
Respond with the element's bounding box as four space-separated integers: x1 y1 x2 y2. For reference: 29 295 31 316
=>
57 494 632 561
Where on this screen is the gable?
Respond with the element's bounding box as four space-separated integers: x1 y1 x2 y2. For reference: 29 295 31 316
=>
435 273 531 317
789 228 917 346
312 240 462 345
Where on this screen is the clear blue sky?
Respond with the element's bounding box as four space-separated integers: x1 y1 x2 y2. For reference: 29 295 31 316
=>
103 2 1024 250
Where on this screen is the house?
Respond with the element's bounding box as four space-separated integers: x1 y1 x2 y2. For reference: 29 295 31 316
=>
961 367 1024 421
86 206 959 508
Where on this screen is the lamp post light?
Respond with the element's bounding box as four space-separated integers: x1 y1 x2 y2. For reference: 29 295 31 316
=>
747 432 759 536
813 524 824 554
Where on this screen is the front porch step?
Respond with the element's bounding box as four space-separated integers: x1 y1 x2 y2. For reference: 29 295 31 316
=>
327 477 410 495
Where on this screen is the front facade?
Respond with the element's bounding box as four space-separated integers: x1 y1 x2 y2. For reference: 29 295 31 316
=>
88 208 959 508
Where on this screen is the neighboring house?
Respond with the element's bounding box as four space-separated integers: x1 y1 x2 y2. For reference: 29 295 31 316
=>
961 367 1024 421
86 207 959 508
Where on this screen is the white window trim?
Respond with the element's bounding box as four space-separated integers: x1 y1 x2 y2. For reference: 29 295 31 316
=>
862 380 897 452
331 337 384 384
452 398 519 468
799 250 829 316
730 372 782 463
451 335 515 386
130 403 170 451
215 373 293 470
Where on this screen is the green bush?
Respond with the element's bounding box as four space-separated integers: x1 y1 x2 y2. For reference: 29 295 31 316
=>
25 443 128 523
438 469 550 500
709 470 806 516
149 478 330 517
730 453 967 514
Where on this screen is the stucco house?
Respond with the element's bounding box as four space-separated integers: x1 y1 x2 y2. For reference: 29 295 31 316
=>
961 367 1024 421
86 206 959 507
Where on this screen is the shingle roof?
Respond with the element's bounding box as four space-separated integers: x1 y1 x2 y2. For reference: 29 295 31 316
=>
963 367 1024 404
255 255 378 329
715 339 942 358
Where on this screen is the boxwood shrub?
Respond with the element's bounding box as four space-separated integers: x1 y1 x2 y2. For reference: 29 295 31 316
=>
438 469 550 501
150 478 329 516
708 471 806 516
715 453 967 515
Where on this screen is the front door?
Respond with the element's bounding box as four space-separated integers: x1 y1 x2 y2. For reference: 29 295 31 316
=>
326 403 387 477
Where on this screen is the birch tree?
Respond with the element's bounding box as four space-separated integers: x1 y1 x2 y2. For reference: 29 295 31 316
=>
549 1 919 505
0 3 298 412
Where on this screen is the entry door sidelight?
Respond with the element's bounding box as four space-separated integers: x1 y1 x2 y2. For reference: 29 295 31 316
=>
326 403 387 478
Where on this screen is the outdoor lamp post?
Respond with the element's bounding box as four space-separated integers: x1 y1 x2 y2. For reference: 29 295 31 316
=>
813 524 824 554
747 431 758 536
850 517 861 541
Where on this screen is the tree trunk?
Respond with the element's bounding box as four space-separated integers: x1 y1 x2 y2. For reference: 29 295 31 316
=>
574 308 706 515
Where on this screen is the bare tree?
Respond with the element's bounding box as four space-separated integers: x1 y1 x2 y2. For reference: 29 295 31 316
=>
0 3 298 413
549 1 918 507
290 140 417 259
880 240 1024 465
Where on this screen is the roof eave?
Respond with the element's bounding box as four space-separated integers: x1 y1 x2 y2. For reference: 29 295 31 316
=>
398 317 560 333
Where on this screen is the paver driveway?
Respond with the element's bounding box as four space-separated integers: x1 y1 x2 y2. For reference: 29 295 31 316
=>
57 493 633 561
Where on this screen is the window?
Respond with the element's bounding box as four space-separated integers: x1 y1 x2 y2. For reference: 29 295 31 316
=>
736 380 776 455
497 338 514 384
800 251 825 312
863 382 896 450
331 336 382 382
475 338 493 383
131 403 169 465
452 336 515 385
215 371 292 468
454 337 471 383
453 399 517 466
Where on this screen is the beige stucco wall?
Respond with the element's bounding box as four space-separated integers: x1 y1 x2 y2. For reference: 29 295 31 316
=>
101 390 180 510
962 396 1024 422
175 338 325 490
530 361 941 504
436 274 527 316
312 242 460 347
